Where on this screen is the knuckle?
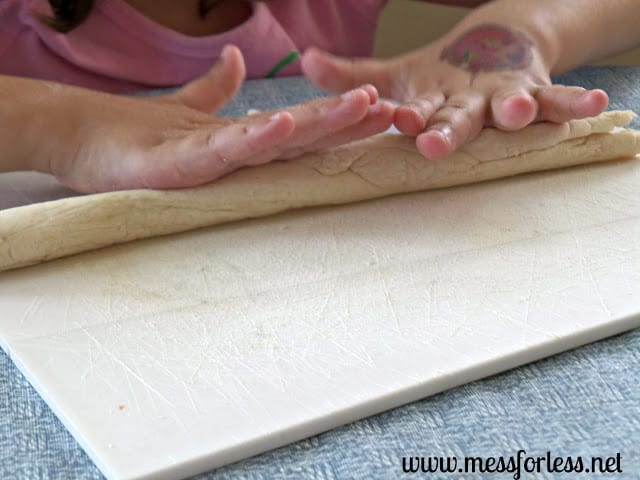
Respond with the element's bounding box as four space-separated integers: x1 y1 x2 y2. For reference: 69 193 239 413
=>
432 98 485 144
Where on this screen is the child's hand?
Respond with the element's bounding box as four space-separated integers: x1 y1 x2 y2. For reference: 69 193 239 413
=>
301 24 608 160
21 46 393 193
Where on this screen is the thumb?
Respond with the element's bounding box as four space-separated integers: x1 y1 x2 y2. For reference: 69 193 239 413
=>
301 47 395 97
171 45 246 114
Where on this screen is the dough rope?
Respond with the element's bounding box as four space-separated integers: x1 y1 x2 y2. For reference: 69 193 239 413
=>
1 110 639 272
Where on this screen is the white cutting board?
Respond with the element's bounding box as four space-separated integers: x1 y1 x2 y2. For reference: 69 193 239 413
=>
1 155 639 480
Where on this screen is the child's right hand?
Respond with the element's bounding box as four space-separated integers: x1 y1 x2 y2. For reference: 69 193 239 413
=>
5 46 393 193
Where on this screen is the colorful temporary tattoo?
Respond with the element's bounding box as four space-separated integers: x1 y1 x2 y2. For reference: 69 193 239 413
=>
440 24 533 73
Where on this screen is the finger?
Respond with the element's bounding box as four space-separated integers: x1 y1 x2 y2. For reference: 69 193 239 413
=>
301 47 395 97
535 85 609 123
172 45 246 114
254 84 376 124
416 94 487 160
361 84 379 104
263 87 373 149
224 88 378 167
140 113 295 188
278 101 395 159
490 88 538 130
394 93 446 136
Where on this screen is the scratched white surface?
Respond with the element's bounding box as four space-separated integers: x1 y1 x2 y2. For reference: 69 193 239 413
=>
1 156 640 480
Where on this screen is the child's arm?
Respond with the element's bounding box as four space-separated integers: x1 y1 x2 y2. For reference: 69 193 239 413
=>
0 46 393 192
302 0 640 159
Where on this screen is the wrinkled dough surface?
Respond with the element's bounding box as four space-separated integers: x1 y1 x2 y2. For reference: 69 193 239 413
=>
0 111 639 272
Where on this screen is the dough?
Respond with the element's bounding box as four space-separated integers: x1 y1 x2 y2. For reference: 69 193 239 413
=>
1 111 639 272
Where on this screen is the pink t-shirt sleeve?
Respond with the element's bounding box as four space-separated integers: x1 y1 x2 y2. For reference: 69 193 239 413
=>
0 0 24 60
0 0 389 93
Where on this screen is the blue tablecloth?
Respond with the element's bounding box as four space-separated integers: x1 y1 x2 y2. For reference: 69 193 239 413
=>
2 67 639 479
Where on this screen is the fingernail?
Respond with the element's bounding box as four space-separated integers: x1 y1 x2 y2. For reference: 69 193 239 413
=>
573 91 591 105
219 45 234 62
570 92 592 115
369 103 384 114
248 112 286 134
369 101 393 115
427 124 452 144
406 103 422 114
245 112 286 133
341 88 363 101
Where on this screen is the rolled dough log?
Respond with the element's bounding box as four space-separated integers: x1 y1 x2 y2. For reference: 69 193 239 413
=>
1 110 639 272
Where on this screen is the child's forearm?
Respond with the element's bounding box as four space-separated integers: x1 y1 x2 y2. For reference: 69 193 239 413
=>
445 0 640 73
0 75 34 172
0 75 68 174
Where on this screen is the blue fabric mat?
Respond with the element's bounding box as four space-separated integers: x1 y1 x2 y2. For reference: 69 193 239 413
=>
2 67 639 479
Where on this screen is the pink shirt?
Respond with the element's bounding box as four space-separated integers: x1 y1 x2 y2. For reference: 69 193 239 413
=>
0 0 388 93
